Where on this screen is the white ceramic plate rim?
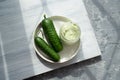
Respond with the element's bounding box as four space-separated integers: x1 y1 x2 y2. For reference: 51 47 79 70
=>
32 16 81 63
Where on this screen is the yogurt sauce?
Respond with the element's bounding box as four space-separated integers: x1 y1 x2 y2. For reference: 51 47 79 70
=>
60 22 80 45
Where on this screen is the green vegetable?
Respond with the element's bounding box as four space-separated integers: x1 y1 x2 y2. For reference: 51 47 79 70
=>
41 15 63 52
35 37 60 62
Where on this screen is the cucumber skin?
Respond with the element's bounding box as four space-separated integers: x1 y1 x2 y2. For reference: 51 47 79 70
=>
35 37 60 62
41 18 63 52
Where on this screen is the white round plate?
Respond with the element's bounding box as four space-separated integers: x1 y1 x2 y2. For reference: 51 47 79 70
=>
33 16 80 63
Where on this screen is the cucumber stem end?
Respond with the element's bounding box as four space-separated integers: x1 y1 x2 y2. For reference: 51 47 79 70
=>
44 14 47 19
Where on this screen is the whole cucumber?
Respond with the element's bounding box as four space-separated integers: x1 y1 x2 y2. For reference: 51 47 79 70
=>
35 37 60 62
41 15 63 52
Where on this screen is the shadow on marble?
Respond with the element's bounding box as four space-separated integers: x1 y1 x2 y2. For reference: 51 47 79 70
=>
0 0 5 2
0 0 35 79
25 56 101 80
